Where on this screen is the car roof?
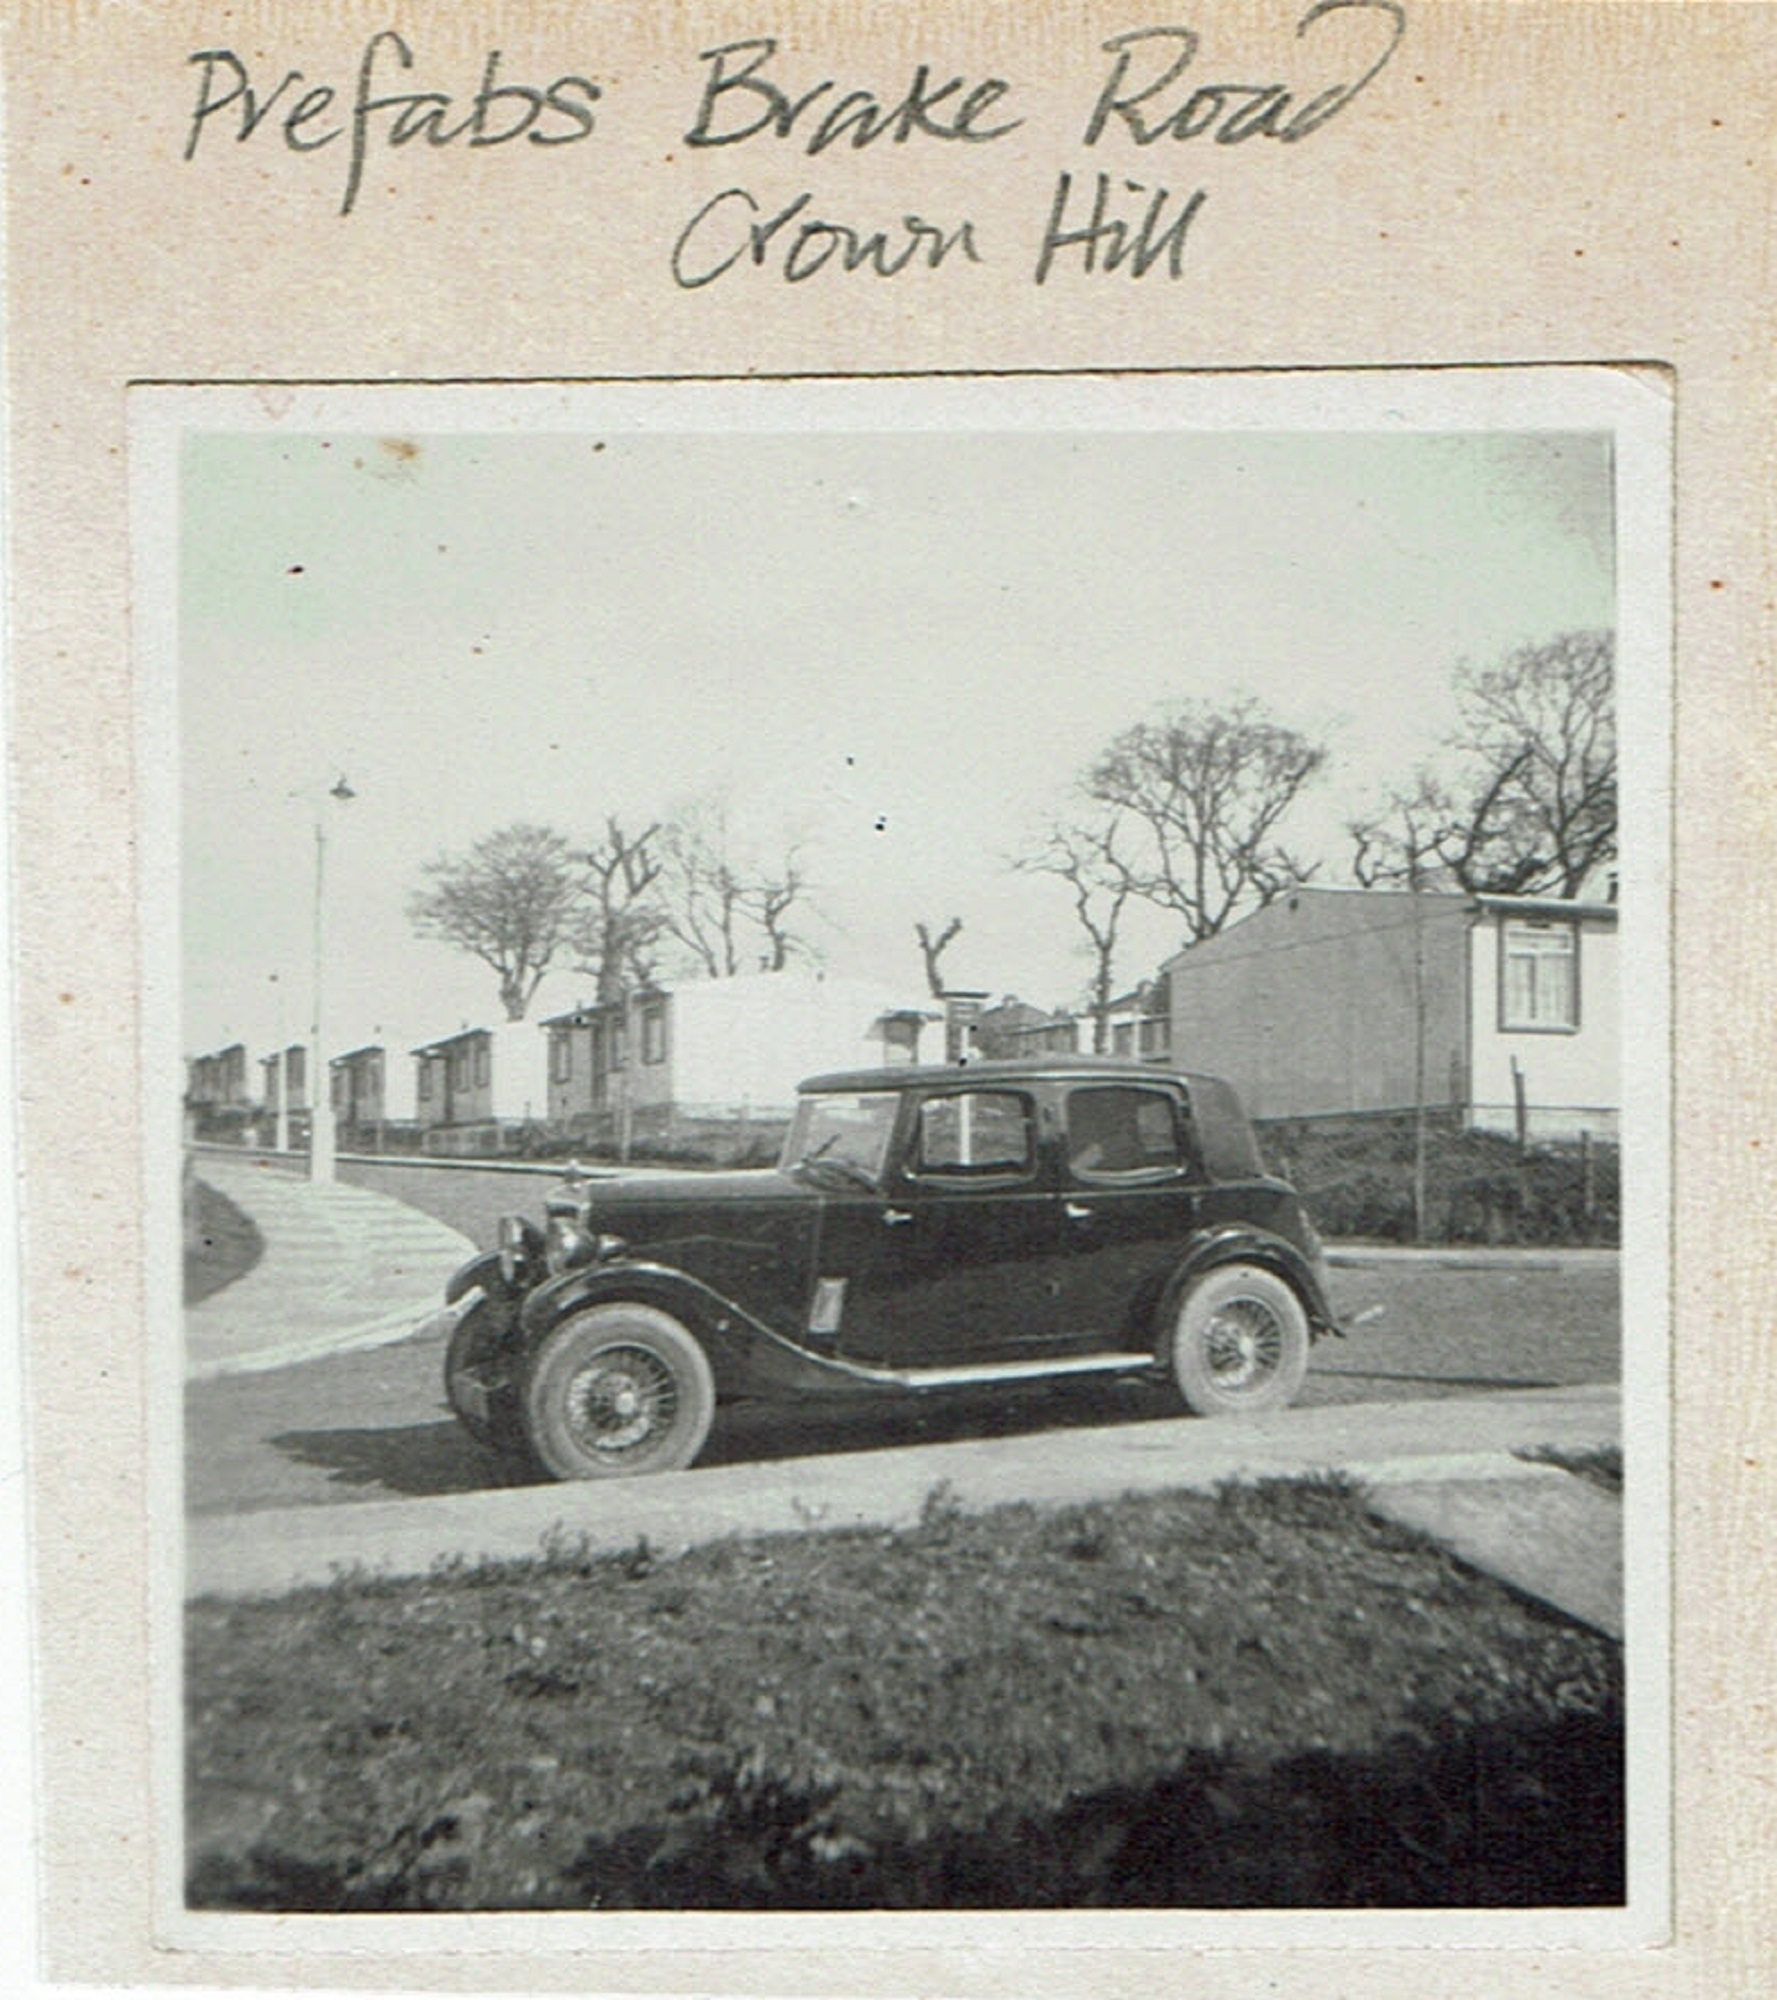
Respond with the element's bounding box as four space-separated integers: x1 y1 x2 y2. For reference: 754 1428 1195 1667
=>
798 1057 1226 1093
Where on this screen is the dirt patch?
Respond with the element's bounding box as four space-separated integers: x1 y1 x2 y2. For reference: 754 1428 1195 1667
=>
187 1478 1622 1910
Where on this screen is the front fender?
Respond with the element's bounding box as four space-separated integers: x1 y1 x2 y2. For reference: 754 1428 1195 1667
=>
1157 1226 1340 1354
445 1249 504 1305
516 1260 764 1399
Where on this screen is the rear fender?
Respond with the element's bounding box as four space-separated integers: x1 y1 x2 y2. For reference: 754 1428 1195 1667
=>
1155 1226 1339 1358
516 1261 759 1398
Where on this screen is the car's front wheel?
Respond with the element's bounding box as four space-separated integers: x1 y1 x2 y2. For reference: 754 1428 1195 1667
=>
444 1297 527 1456
1170 1263 1309 1416
523 1304 716 1480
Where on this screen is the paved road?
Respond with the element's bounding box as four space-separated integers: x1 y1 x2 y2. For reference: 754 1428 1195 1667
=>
186 1248 1619 1518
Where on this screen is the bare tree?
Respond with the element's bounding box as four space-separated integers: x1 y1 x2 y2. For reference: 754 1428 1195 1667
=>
1350 631 1616 897
1017 815 1133 1051
1086 696 1326 942
750 862 807 972
914 917 963 998
1453 630 1616 896
407 822 581 1020
1349 770 1462 892
573 817 665 1003
659 801 812 978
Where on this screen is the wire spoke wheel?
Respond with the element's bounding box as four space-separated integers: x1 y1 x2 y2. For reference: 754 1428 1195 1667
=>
1203 1296 1288 1393
563 1344 682 1461
1172 1263 1309 1416
524 1304 716 1480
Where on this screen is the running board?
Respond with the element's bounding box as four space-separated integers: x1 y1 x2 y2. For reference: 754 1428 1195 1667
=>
848 1351 1158 1392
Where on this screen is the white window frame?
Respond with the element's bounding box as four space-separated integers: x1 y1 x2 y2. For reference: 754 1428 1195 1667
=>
1499 918 1580 1033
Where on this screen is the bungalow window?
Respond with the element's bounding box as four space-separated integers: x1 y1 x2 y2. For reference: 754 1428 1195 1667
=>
642 1004 667 1066
418 1063 433 1103
1501 919 1579 1031
550 1032 572 1084
473 1040 490 1087
451 1046 469 1088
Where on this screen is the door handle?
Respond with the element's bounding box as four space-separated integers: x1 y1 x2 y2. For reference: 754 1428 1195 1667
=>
1065 1202 1094 1222
882 1208 913 1226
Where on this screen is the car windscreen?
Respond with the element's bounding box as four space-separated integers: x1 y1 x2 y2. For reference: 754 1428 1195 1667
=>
781 1091 901 1185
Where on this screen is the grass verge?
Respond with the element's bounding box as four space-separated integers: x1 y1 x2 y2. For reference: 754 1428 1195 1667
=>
187 1477 1623 1911
183 1177 265 1305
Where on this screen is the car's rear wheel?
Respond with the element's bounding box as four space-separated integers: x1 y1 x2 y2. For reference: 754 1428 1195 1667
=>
1170 1263 1309 1416
444 1298 527 1455
523 1304 716 1480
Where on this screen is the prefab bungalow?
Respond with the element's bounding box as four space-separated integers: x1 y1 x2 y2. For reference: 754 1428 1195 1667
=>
258 1044 310 1115
974 998 1082 1060
1102 980 1172 1063
542 971 939 1155
329 1041 421 1148
184 1043 253 1141
1161 886 1618 1141
186 1043 250 1111
411 1019 552 1154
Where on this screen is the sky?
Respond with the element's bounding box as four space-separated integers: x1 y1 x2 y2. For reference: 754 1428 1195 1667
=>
176 395 1616 1062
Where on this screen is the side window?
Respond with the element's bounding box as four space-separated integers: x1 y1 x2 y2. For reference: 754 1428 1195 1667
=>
914 1090 1035 1179
1500 919 1579 1031
1066 1086 1192 1181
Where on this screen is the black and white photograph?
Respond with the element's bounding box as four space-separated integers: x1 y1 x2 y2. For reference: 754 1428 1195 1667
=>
146 371 1667 1938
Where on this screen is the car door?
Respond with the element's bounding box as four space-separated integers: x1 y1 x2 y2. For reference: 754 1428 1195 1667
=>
822 1082 1060 1368
1051 1080 1204 1346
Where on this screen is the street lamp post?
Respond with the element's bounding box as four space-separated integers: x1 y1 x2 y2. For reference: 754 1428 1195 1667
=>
270 971 288 1153
308 777 355 1183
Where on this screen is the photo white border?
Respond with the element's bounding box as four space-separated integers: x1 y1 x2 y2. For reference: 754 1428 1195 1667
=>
134 363 1670 1963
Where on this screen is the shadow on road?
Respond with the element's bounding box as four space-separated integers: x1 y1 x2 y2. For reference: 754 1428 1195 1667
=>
267 1421 538 1499
266 1379 1190 1500
1312 1369 1562 1394
261 1361 1581 1505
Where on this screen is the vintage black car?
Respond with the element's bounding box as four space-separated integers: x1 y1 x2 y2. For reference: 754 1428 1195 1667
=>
426 1058 1340 1480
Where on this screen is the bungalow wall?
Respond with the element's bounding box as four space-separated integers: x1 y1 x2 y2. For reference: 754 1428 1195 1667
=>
261 1044 310 1114
331 1045 419 1129
1163 891 1472 1121
414 1022 549 1129
1466 906 1619 1137
542 993 668 1127
668 973 934 1112
187 1044 251 1108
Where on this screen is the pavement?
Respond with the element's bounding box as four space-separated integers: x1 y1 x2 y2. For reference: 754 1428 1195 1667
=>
187 1153 474 1379
182 1155 1624 1637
